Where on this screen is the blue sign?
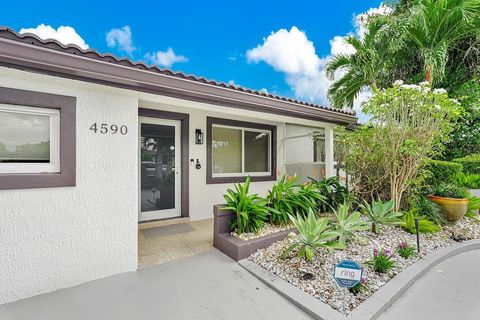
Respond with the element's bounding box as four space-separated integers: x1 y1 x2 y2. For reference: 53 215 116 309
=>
333 260 363 288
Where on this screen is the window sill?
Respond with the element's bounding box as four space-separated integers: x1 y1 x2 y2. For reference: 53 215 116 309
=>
207 174 276 184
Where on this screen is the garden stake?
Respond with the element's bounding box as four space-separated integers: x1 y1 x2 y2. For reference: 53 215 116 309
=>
342 287 347 315
414 218 420 253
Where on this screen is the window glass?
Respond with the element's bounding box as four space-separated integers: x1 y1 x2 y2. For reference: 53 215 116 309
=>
212 126 242 173
0 111 50 163
244 130 269 172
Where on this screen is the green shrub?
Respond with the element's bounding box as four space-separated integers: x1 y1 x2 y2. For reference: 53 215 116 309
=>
280 209 343 261
267 175 300 225
267 175 325 224
453 154 480 174
297 182 327 215
456 172 480 189
332 203 369 246
430 183 470 199
308 176 351 212
423 159 463 185
402 210 440 234
411 196 447 225
361 199 404 234
466 196 480 217
222 176 269 234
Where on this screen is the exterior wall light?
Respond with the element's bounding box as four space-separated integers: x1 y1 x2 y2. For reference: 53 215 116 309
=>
195 129 204 145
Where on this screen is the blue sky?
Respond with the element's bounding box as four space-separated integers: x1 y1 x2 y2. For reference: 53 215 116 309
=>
1 0 383 110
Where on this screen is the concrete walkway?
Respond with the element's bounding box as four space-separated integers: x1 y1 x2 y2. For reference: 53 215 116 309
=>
379 250 480 320
0 250 312 320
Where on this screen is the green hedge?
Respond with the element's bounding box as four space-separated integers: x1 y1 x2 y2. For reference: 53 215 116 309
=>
423 159 463 185
453 154 480 174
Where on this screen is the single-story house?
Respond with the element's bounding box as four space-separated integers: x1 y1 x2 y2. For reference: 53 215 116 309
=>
0 26 357 304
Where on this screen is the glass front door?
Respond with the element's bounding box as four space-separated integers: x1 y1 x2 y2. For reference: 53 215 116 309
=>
139 117 181 221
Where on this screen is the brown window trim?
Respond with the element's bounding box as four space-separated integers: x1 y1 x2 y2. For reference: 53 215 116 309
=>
138 108 190 218
206 117 277 184
0 86 76 190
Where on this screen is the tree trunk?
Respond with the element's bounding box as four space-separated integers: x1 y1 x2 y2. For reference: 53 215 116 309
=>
425 65 433 84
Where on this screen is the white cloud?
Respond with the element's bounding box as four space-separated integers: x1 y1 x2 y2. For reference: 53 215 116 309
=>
106 25 135 55
354 4 393 39
145 48 188 68
246 26 331 107
245 4 392 122
19 24 88 49
247 26 320 77
330 35 356 56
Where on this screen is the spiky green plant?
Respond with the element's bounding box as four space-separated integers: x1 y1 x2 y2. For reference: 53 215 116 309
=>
267 175 324 224
401 210 440 234
222 176 268 234
332 203 369 246
412 196 447 225
281 209 344 261
361 199 404 234
308 176 351 212
465 196 480 219
296 182 327 215
267 175 300 225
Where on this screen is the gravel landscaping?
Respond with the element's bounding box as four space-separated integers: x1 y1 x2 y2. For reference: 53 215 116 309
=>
232 223 294 241
248 217 480 314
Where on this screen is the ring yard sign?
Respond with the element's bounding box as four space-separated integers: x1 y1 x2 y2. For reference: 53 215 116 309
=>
334 260 363 288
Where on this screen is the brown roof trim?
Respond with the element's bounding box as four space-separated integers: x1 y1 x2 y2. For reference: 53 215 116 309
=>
0 27 357 125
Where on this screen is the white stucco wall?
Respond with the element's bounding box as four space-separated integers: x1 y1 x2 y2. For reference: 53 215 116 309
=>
0 66 337 304
0 67 139 304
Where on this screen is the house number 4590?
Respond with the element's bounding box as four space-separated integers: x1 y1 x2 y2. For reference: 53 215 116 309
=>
89 123 128 135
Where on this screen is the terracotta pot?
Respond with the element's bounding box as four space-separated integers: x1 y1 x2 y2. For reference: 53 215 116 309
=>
428 195 468 222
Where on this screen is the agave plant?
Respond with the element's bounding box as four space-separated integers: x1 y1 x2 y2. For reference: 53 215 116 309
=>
222 176 269 234
281 209 343 261
332 203 369 246
361 199 404 234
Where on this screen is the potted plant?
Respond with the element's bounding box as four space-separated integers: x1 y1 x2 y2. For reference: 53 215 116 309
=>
428 183 470 222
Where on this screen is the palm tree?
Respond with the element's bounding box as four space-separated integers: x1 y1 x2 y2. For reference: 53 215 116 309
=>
405 0 480 84
325 19 389 108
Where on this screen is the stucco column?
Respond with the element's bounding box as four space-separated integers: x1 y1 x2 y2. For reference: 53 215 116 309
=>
324 126 335 178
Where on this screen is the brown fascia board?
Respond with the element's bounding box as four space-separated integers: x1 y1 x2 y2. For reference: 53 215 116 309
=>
0 36 357 125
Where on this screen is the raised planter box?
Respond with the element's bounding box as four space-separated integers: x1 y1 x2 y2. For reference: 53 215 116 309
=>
213 204 294 261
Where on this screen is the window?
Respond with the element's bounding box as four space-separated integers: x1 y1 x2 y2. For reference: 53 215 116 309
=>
207 117 276 184
0 86 76 190
0 104 60 174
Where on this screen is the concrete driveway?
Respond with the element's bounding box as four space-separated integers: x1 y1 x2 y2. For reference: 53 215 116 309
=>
379 250 480 320
0 250 312 320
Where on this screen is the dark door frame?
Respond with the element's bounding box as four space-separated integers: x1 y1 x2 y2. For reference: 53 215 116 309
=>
139 108 189 218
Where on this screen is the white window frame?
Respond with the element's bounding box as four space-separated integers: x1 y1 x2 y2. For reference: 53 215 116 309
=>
0 103 60 174
212 124 272 178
